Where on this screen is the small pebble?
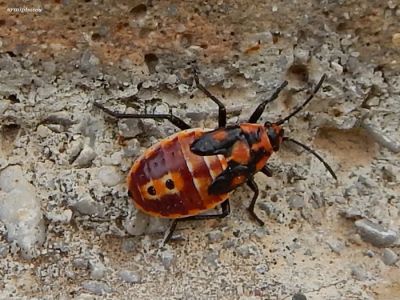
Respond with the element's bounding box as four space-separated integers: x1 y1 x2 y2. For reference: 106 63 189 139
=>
121 238 136 253
339 207 363 220
255 264 269 274
98 166 122 187
222 239 235 249
331 61 343 74
89 261 106 280
258 202 283 222
207 230 223 242
74 146 96 167
46 209 73 224
160 250 175 269
72 195 105 217
118 119 142 138
109 151 123 165
0 166 45 259
362 123 400 153
82 280 112 295
124 211 150 236
80 51 100 71
118 270 142 284
0 243 9 258
203 250 219 267
37 85 57 100
392 33 400 48
43 112 74 127
293 48 310 64
67 139 83 163
123 138 141 157
72 258 89 269
253 227 270 239
287 195 305 209
236 245 257 258
364 250 375 258
326 239 345 254
355 219 398 247
351 266 368 281
36 125 52 138
381 248 398 266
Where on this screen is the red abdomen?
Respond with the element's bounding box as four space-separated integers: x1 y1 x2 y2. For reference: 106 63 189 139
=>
127 129 229 218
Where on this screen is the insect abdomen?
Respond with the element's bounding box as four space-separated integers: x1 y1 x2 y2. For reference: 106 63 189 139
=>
127 129 229 218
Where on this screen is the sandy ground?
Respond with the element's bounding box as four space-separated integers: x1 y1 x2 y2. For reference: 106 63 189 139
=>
0 1 399 299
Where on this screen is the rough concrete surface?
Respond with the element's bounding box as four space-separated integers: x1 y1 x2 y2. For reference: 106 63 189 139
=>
0 0 399 299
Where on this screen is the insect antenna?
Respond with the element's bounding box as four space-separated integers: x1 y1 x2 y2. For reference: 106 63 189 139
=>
276 74 327 125
283 137 337 180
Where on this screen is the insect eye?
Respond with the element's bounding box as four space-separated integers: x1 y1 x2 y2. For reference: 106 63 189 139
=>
268 127 280 151
147 186 156 195
268 127 276 140
165 179 175 190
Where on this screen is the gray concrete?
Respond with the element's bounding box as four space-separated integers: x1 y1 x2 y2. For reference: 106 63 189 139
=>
0 0 399 299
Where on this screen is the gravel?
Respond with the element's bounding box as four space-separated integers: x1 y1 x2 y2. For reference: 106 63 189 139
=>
0 165 45 259
381 249 399 266
97 166 122 187
118 270 142 284
354 219 398 247
82 280 112 295
73 145 97 167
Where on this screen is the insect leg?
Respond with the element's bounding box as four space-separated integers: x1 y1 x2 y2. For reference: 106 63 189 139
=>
93 102 191 130
246 178 264 226
193 70 227 128
260 165 273 177
163 219 179 245
181 199 230 221
162 200 230 244
248 80 288 123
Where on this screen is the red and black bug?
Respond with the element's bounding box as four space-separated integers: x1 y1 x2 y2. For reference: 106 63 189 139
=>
94 70 336 243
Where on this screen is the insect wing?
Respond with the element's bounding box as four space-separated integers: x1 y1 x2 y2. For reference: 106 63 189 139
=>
190 126 241 156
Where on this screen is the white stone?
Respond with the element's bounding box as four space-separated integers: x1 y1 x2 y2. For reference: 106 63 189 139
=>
74 146 96 167
0 165 45 259
98 166 122 187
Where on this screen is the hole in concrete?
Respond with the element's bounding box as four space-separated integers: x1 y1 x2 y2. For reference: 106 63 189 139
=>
7 94 20 103
131 4 147 16
287 63 309 83
314 127 378 169
0 123 21 156
336 22 347 31
6 51 16 58
271 32 280 44
91 33 101 41
180 33 192 48
144 53 158 73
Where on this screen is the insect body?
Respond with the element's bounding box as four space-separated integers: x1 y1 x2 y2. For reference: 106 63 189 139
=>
127 128 229 219
94 70 336 243
191 123 282 195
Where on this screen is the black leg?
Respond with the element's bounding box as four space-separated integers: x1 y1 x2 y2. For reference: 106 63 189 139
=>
193 70 227 128
162 200 230 244
181 199 230 221
248 80 288 123
246 178 264 226
261 165 273 177
93 102 191 130
163 219 178 245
